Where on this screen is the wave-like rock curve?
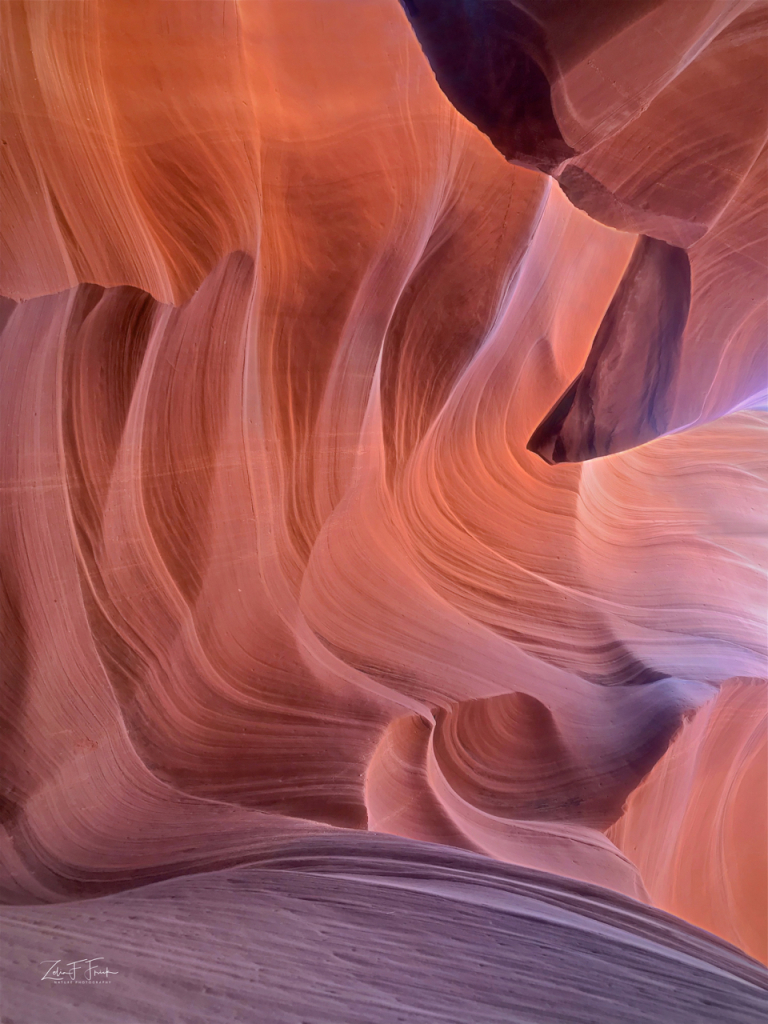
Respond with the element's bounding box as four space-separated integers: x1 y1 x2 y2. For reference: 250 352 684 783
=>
1 1 766 1019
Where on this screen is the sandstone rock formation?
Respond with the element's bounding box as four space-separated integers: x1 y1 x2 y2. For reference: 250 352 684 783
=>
402 0 768 459
1 1 766 1021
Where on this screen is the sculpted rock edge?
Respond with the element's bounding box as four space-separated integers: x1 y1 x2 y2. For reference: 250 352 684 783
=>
1 2 766 1020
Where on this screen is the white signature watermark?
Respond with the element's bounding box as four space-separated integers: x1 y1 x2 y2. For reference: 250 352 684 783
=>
40 958 118 984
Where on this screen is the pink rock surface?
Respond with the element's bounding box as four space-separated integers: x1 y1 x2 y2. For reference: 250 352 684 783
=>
610 679 768 965
403 1 768 458
1 1 766 1019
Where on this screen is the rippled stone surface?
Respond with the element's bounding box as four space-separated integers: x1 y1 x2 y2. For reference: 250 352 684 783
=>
1 2 766 1021
403 0 768 458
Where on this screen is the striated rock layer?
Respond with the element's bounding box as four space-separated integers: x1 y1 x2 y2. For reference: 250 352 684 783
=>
1 1 766 1020
3 835 767 1024
402 0 768 459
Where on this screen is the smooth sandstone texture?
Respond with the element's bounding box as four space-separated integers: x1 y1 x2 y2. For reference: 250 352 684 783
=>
3 835 767 1024
610 679 768 966
401 0 768 458
1 1 766 1021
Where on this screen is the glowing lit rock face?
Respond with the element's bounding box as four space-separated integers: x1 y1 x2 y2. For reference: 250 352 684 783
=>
1 2 766 1019
403 0 768 461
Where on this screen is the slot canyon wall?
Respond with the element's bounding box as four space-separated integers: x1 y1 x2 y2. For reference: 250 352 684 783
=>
1 2 766 1022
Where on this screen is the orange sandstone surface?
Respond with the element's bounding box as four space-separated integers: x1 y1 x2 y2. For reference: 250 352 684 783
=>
1 3 766 1021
